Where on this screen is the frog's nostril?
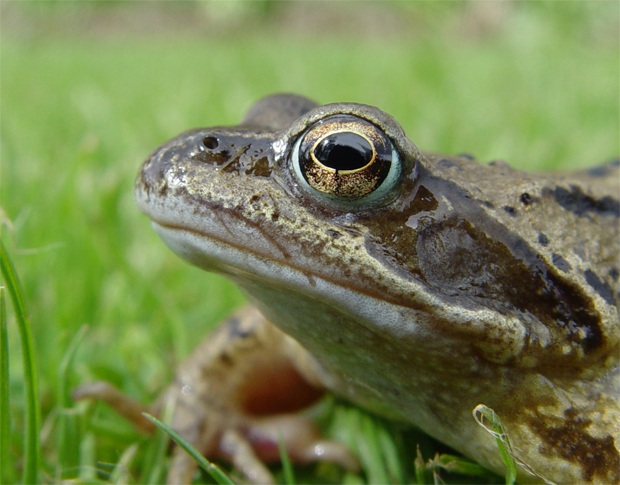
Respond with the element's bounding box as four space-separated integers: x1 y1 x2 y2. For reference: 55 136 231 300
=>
203 136 219 150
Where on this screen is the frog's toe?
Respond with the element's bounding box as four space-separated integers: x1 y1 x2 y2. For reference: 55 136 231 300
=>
243 414 360 473
167 447 203 485
219 428 276 484
298 439 360 472
72 381 154 433
164 409 276 484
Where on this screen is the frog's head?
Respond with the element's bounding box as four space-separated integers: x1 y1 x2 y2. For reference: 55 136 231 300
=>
136 94 618 374
136 94 619 483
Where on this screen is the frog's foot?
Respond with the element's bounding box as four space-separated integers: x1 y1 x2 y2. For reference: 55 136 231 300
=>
74 306 358 484
165 410 359 484
159 305 359 483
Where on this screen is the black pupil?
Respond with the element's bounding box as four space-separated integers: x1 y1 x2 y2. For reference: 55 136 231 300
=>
314 132 373 171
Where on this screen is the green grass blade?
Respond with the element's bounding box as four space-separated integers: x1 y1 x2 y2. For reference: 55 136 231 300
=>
357 411 390 484
413 446 428 485
0 241 40 484
0 287 14 484
109 443 139 483
140 398 173 484
57 325 88 479
140 428 169 485
432 454 493 477
77 432 97 483
277 432 295 485
472 404 517 484
143 412 236 485
473 404 556 485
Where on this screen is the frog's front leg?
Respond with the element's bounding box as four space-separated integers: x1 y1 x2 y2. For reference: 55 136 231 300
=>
74 306 358 484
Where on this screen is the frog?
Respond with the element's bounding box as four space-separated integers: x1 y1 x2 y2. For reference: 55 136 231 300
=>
75 94 620 484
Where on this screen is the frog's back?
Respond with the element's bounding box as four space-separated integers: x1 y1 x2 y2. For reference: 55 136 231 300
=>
393 154 620 482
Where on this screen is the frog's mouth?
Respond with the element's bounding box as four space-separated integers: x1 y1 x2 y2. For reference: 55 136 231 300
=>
147 218 426 342
150 220 293 284
150 217 362 304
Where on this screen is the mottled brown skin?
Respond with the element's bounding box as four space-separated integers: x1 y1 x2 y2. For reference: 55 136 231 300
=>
78 94 619 483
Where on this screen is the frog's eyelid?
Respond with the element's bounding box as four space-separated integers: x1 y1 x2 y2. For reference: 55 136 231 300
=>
291 136 308 190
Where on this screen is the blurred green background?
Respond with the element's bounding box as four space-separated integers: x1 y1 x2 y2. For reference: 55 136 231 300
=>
2 1 618 483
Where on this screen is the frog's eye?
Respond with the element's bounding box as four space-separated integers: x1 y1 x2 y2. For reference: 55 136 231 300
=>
291 115 400 202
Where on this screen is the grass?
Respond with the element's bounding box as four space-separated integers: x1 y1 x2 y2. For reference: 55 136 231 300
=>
1 241 40 484
1 2 618 484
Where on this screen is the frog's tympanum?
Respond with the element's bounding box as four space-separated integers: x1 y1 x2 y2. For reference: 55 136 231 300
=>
76 94 619 484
